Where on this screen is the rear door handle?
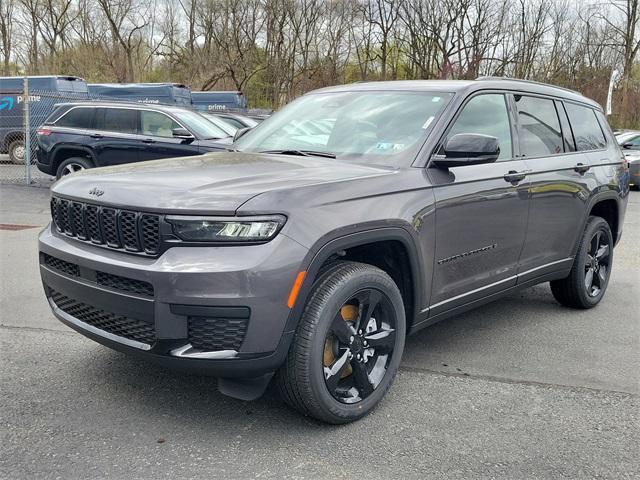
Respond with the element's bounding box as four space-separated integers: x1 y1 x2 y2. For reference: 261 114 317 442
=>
504 170 527 184
142 138 155 144
574 163 590 174
89 133 103 139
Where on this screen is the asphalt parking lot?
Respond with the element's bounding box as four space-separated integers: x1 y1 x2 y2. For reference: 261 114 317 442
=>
0 184 638 479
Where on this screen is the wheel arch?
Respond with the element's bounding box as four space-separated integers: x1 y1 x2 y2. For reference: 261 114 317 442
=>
579 192 621 251
284 227 424 335
51 146 96 173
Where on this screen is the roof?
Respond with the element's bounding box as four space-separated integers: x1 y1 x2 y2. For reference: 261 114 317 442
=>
311 78 601 109
0 75 85 81
52 101 194 113
88 82 189 89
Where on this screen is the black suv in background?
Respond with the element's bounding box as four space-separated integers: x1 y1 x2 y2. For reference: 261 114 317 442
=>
39 79 628 423
35 103 232 178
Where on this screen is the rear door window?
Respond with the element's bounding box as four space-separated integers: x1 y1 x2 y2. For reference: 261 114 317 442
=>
94 108 138 134
56 108 94 129
563 103 606 151
514 95 563 157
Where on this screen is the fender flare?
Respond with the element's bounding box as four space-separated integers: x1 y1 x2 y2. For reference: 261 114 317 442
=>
573 190 622 256
51 145 96 170
283 226 424 334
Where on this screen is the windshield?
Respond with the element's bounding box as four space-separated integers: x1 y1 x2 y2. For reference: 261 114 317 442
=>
172 110 229 139
235 90 452 162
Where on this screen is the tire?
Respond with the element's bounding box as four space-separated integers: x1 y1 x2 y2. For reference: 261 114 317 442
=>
276 261 406 424
56 157 93 179
550 216 613 309
8 139 25 164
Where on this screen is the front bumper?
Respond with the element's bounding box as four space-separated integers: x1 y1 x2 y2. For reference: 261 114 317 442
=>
39 224 308 378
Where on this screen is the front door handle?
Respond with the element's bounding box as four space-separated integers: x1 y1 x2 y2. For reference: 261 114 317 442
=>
574 163 590 174
504 170 527 184
90 133 103 139
142 138 156 144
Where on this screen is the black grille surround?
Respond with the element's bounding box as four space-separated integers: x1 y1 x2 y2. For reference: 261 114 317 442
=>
50 197 162 256
50 290 155 345
188 316 249 352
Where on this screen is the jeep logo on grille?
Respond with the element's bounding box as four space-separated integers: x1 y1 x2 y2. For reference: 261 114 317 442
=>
88 187 104 197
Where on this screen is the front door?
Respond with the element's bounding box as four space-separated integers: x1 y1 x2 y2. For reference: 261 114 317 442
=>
427 93 530 316
138 110 201 161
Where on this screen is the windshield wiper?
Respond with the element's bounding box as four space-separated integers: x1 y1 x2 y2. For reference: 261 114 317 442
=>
259 149 336 159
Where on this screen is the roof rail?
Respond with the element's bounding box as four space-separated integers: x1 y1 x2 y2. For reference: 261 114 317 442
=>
475 76 581 96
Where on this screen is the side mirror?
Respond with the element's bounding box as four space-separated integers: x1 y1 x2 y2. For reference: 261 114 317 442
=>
433 133 500 168
172 127 194 139
233 127 251 143
622 142 633 149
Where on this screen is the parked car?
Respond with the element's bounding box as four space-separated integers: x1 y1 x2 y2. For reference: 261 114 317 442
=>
0 75 88 163
209 112 259 130
191 91 247 112
35 102 231 178
88 83 192 106
615 131 640 188
201 112 239 136
39 78 628 423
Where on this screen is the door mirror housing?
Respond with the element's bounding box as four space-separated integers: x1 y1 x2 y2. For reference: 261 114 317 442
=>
433 133 500 168
172 127 194 139
622 142 634 149
233 127 251 143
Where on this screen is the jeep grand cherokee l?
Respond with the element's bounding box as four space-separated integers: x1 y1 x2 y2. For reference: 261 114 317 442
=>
39 78 629 424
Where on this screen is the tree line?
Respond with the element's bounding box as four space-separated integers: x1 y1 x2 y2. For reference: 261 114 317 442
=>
0 0 638 127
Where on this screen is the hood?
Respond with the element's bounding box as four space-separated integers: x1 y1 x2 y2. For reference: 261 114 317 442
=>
51 152 395 214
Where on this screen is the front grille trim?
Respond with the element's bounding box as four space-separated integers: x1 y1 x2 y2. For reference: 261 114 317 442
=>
50 197 161 256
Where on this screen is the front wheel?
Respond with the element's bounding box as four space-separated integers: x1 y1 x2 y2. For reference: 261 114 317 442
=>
276 261 406 424
550 216 613 309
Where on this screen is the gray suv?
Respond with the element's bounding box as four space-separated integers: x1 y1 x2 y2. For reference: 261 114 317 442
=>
39 78 629 423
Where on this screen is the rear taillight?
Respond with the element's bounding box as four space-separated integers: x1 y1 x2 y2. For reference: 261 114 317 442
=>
36 128 52 136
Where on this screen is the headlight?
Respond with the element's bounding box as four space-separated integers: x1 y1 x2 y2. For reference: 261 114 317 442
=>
166 215 286 242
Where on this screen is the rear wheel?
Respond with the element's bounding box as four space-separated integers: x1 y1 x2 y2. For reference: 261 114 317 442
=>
8 139 25 164
276 261 406 424
56 157 93 179
550 216 613 309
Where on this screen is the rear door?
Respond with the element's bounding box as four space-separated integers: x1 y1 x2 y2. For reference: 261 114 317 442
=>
138 110 201 161
91 107 142 166
515 95 593 281
428 92 530 315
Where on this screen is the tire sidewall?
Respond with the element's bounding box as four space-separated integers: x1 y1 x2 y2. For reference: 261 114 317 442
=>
8 139 25 164
575 218 614 307
56 157 92 179
304 266 406 422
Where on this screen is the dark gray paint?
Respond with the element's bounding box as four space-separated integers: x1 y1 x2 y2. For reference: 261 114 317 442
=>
38 78 629 380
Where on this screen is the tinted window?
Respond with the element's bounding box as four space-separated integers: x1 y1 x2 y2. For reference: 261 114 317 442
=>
515 95 563 157
56 108 94 129
141 111 181 137
564 103 606 151
445 94 512 160
94 108 138 134
555 100 576 152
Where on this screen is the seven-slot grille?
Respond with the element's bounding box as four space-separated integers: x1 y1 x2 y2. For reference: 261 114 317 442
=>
51 197 161 255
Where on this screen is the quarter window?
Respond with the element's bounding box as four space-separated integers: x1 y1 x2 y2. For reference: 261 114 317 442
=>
141 111 181 137
564 103 606 151
94 108 138 134
515 95 563 157
444 94 512 161
56 108 94 129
